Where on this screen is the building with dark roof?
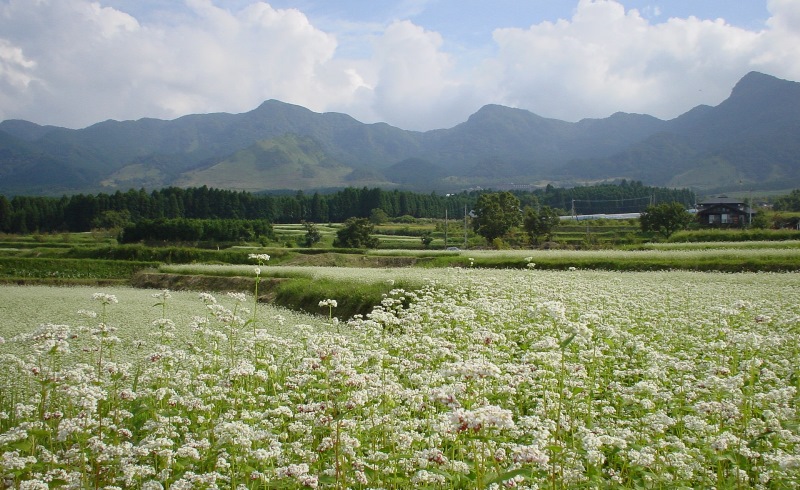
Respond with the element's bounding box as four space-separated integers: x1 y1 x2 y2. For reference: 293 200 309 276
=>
696 196 752 227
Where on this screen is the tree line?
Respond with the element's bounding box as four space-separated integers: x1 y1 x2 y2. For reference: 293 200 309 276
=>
118 218 274 244
0 182 694 234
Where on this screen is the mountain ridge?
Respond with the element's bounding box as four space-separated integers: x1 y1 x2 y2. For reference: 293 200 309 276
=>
1 71 799 195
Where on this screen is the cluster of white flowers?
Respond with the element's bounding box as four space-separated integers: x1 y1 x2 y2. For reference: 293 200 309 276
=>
318 299 337 308
449 405 516 432
1 269 799 488
91 292 118 304
151 289 172 300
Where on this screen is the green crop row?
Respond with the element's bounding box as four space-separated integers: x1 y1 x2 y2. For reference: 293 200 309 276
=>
0 257 159 281
668 228 800 242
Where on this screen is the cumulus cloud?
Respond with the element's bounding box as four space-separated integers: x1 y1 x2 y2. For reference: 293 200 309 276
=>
355 20 478 130
0 0 341 127
482 0 764 121
0 0 799 130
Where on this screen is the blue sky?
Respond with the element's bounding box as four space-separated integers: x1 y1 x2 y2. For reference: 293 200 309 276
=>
1 1 797 130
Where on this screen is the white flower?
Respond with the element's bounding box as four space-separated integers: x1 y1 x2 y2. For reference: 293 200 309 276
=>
92 292 118 304
450 405 515 432
227 292 247 303
253 267 261 276
151 289 171 300
198 292 217 304
318 299 337 308
248 253 271 262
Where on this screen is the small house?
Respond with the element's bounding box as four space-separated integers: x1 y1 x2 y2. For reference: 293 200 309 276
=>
696 196 752 227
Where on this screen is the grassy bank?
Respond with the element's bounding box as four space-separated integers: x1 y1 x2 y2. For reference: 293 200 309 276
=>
0 257 158 283
136 265 422 319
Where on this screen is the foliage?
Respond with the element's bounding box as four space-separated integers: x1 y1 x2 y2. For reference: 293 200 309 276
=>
393 214 417 223
668 227 800 242
750 211 770 229
473 191 522 244
0 183 692 234
639 202 692 238
119 218 274 244
301 221 322 247
91 209 133 230
420 232 433 248
333 218 379 248
772 189 800 211
523 205 561 245
368 207 388 224
414 247 800 272
0 257 157 281
772 212 800 230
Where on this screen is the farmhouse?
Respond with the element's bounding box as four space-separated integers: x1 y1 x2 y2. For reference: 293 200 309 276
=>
696 196 752 227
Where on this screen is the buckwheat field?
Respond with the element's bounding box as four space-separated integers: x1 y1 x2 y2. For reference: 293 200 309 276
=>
1 268 799 489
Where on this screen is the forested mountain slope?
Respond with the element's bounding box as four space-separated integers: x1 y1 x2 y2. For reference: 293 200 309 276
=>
1 72 798 195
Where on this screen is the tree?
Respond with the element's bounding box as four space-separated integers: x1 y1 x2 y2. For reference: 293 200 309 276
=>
640 202 692 238
369 208 389 225
0 195 11 233
523 205 560 245
92 209 133 231
302 221 322 247
333 218 379 248
473 192 521 243
420 232 433 248
773 189 800 212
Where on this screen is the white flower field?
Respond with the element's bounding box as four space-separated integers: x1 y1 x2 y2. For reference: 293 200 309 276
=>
1 268 799 488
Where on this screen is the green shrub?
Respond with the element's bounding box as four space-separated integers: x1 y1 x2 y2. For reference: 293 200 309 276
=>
668 229 800 242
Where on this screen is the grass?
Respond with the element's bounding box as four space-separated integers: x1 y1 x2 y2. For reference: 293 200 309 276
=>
155 263 424 319
668 228 800 242
413 247 800 271
0 257 158 283
0 285 328 345
633 239 800 250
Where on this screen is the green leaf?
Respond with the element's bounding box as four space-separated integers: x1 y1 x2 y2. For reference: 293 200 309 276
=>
545 443 563 454
559 332 577 350
28 428 51 438
10 439 32 451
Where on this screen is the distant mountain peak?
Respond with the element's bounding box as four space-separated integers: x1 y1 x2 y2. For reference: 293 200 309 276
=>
1 71 799 195
729 71 792 99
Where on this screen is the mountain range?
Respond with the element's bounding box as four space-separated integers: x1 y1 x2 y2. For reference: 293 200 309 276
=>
1 71 799 196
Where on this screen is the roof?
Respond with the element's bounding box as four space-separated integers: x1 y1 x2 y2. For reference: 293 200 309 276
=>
697 196 745 206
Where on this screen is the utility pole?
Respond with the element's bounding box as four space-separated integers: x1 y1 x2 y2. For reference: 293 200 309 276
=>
444 193 450 249
464 203 468 248
444 207 448 249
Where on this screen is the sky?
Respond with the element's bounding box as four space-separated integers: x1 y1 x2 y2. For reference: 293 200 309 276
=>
0 0 798 131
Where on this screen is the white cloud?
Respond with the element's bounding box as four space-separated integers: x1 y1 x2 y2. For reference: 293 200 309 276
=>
753 0 800 79
0 0 799 131
0 0 341 127
482 0 764 121
355 20 477 130
0 39 37 88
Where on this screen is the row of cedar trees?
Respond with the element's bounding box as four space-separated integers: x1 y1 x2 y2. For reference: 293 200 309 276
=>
0 182 694 235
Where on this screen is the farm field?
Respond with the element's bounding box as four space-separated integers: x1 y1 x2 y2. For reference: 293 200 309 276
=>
1 268 799 488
